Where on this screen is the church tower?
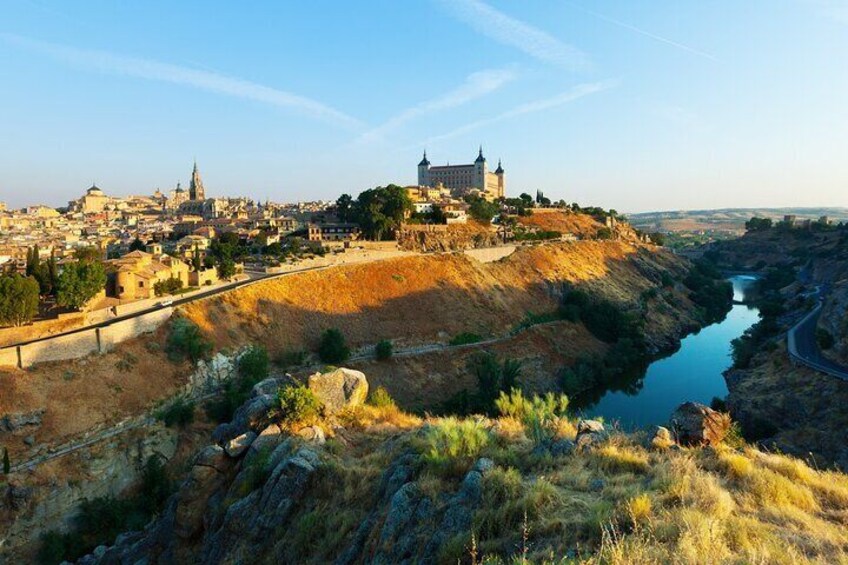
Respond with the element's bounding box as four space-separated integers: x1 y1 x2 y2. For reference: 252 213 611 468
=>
189 161 205 201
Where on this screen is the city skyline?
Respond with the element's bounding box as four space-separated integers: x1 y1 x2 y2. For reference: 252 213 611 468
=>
2 1 848 212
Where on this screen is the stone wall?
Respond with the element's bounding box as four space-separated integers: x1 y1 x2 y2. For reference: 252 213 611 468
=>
463 245 516 263
99 308 173 352
1 308 173 369
0 346 19 368
18 329 99 367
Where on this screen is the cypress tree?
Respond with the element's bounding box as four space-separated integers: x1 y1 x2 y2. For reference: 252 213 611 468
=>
3 447 10 475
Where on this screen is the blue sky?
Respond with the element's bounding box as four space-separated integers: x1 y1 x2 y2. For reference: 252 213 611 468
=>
1 0 847 212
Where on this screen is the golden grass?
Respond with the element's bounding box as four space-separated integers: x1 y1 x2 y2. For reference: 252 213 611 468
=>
593 443 651 475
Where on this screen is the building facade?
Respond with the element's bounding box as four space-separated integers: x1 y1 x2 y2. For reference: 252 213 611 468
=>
416 147 505 201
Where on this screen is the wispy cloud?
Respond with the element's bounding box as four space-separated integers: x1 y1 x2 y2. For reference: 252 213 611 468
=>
565 2 718 62
0 33 362 129
357 68 517 144
418 80 617 146
435 0 590 70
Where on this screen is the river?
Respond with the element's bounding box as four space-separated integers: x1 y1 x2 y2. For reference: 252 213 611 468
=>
580 276 760 428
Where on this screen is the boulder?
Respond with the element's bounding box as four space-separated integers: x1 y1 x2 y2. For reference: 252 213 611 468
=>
296 425 326 444
670 402 731 447
649 426 675 450
575 419 606 450
307 368 368 412
251 377 286 398
0 409 45 433
224 432 256 458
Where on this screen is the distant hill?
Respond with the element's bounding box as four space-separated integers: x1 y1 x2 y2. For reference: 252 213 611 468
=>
629 207 848 233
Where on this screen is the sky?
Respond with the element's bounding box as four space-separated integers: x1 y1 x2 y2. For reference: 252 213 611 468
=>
1 0 847 212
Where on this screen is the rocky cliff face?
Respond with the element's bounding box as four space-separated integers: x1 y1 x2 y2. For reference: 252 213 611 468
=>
0 423 178 560
68 376 848 565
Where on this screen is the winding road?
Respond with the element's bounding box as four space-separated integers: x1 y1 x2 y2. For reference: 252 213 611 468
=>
786 285 848 381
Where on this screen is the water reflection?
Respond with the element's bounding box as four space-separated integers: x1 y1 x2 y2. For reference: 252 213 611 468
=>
578 276 760 429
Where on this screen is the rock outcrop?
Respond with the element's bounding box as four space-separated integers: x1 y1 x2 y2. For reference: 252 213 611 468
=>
670 402 731 447
307 367 368 412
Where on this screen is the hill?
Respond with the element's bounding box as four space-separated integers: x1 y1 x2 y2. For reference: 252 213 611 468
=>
62 378 848 565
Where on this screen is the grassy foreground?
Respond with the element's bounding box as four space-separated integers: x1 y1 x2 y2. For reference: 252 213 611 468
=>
302 394 848 565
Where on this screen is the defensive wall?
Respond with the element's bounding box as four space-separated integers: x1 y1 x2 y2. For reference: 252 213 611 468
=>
0 307 174 369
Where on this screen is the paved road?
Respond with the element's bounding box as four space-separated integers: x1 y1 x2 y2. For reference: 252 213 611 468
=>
787 285 848 381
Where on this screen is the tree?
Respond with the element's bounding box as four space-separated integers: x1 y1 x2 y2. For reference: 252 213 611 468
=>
745 217 773 232
375 339 393 361
56 260 107 310
192 245 202 271
0 274 40 327
466 196 500 224
217 257 236 280
318 328 350 363
238 345 270 381
74 246 102 263
3 447 10 474
336 193 354 222
26 244 40 277
342 185 413 240
129 237 146 252
166 318 212 363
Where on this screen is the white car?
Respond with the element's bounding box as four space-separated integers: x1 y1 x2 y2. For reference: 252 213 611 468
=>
159 299 174 307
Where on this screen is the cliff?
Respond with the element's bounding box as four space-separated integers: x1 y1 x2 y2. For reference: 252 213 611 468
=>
66 376 848 565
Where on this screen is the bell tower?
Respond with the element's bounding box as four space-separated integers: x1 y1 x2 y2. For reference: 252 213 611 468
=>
189 160 205 201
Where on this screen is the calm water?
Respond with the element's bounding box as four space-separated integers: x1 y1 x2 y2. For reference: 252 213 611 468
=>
580 276 760 429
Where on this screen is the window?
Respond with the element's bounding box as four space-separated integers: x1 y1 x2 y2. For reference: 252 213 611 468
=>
139 281 144 288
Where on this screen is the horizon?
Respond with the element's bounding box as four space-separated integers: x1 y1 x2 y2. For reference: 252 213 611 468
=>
2 1 848 212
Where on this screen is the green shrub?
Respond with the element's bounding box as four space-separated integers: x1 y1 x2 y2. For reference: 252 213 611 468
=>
660 272 675 288
239 345 270 381
368 386 396 408
318 328 350 364
277 385 323 427
276 349 306 368
157 397 195 428
496 389 570 445
138 456 171 515
449 332 483 346
421 418 491 476
817 328 835 350
166 318 212 363
375 339 393 361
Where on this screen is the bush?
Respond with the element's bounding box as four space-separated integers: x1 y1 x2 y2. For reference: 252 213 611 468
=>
166 318 212 363
277 385 323 427
158 397 195 428
318 328 350 364
660 272 675 288
368 386 396 408
421 418 491 476
375 339 393 361
817 329 835 350
153 277 183 297
276 349 306 368
449 332 482 346
239 345 270 381
496 389 569 445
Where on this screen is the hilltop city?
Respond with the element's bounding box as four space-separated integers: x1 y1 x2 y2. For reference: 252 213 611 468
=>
0 147 641 324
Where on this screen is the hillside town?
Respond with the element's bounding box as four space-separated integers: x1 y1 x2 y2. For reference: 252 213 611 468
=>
0 148 644 333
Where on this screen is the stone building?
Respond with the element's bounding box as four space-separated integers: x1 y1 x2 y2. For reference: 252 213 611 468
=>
70 184 112 214
107 250 190 301
416 147 505 201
